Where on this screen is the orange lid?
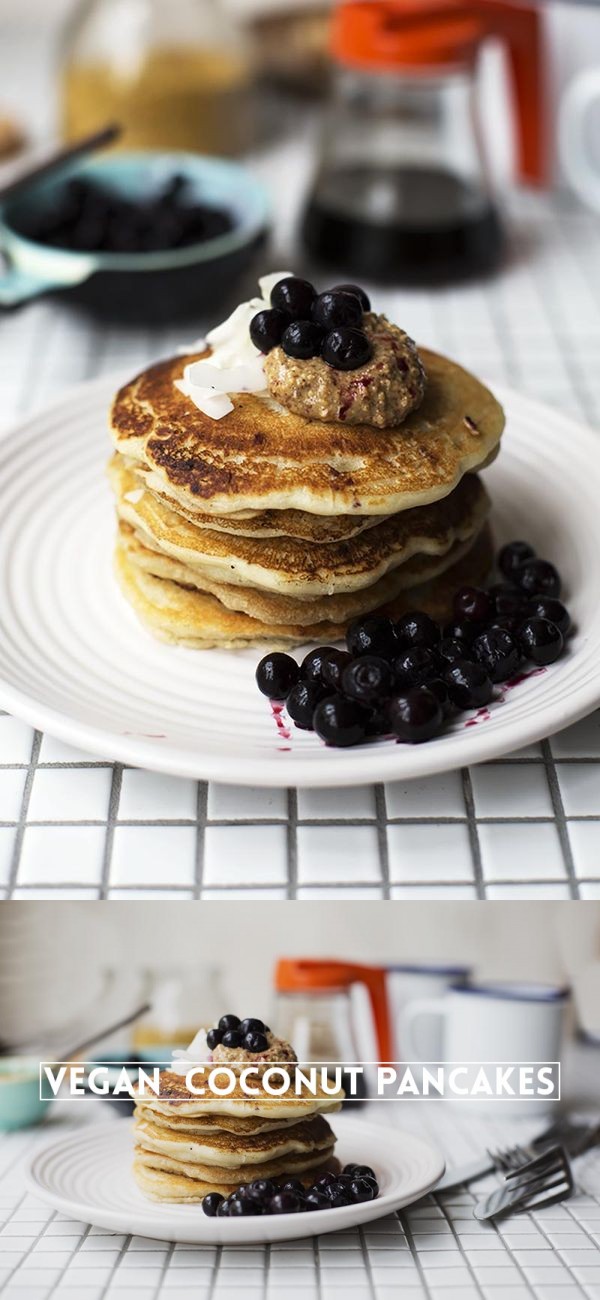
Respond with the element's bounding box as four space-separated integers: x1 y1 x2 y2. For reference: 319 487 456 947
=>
331 1 484 71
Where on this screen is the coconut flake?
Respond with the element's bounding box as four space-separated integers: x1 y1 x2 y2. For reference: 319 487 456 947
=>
174 271 293 419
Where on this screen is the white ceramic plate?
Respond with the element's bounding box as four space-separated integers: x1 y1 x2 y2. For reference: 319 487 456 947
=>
25 1115 445 1245
0 377 598 787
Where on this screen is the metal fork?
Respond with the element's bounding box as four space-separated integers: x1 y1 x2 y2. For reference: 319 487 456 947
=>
475 1146 574 1221
487 1117 600 1173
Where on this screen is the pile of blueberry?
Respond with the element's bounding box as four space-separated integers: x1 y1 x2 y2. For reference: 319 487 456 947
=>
207 1013 270 1055
16 174 233 255
256 541 571 748
202 1163 379 1218
250 276 372 371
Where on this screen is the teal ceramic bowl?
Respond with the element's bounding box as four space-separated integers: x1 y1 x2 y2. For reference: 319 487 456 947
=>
0 152 269 322
0 1057 52 1131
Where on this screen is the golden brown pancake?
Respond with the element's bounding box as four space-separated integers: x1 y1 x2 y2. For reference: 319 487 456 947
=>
111 347 504 517
133 1113 334 1168
136 1069 344 1118
134 1142 335 1185
133 1103 303 1136
133 1155 341 1202
115 521 493 649
112 456 489 599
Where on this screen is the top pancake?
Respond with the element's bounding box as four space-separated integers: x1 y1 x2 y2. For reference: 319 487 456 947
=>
111 347 504 517
138 1069 344 1120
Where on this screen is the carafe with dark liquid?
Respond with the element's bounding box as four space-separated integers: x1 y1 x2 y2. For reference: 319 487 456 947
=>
303 0 546 285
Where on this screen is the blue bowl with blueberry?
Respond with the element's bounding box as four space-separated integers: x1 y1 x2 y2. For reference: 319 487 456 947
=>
0 152 269 322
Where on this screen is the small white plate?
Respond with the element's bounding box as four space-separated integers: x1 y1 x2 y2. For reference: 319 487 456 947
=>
25 1115 445 1245
0 377 598 787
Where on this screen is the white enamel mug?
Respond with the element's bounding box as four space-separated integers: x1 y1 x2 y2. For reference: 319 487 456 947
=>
399 981 570 1114
386 963 471 1061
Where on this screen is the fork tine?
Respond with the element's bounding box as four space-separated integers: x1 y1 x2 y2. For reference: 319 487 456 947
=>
474 1146 573 1222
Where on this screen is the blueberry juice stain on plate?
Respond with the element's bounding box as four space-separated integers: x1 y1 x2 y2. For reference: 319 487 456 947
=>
256 539 570 753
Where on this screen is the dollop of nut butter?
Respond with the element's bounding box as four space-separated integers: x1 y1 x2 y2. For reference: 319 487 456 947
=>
212 1030 298 1072
263 313 426 428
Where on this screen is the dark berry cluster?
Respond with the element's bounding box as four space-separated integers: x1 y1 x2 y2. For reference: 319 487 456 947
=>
250 277 372 371
255 541 570 748
207 1014 270 1054
17 175 233 255
202 1164 379 1218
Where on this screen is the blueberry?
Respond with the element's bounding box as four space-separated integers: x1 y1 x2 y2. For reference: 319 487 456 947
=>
229 1196 260 1216
313 289 363 329
350 1177 377 1203
347 615 397 660
438 636 468 666
332 283 371 311
518 617 564 665
270 275 316 318
341 655 393 705
246 1179 275 1204
305 1189 330 1210
526 597 571 637
286 680 326 730
394 645 439 688
282 1179 305 1196
389 687 443 743
472 626 522 683
206 1028 222 1050
301 645 335 684
202 1192 223 1216
426 677 452 716
281 319 324 360
454 585 492 623
314 1172 337 1188
313 695 367 747
324 1186 351 1208
498 540 536 580
269 1191 302 1214
351 1165 376 1180
343 1163 359 1176
364 702 392 737
239 1018 266 1036
244 1031 269 1053
249 308 288 354
256 652 299 699
488 583 526 620
216 1197 231 1216
221 1029 242 1048
322 327 371 371
395 610 440 649
218 1014 241 1032
515 558 561 599
444 660 493 709
443 619 478 646
321 648 353 691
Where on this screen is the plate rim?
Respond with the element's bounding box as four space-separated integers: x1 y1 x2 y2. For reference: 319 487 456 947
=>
1 375 599 788
24 1115 446 1245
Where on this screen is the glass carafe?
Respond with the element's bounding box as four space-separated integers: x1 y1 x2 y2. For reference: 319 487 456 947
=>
61 0 254 156
303 0 546 284
274 959 394 1107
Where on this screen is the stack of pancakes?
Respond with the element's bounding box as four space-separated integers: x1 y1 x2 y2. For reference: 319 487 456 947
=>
110 347 504 649
133 1071 341 1202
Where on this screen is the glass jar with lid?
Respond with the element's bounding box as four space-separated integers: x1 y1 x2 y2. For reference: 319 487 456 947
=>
61 0 254 156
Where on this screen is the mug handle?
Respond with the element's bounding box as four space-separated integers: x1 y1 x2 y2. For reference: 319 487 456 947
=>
559 68 600 214
398 997 447 1061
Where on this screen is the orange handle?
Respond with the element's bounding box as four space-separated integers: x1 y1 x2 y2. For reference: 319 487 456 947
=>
484 0 548 186
275 959 393 1063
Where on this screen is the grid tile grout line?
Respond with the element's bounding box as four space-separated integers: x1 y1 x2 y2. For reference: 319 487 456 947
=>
540 739 580 900
100 765 123 901
1 192 600 898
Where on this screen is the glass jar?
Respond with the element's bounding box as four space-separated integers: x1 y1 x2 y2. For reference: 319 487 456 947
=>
302 0 546 284
61 0 254 156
